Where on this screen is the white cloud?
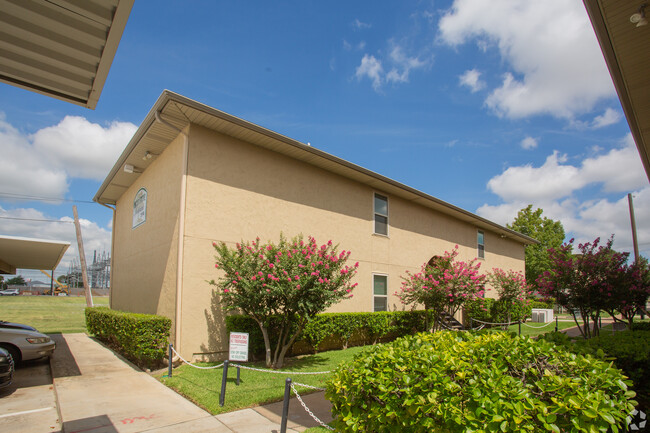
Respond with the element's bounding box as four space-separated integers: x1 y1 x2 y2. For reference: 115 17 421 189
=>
32 116 137 181
355 54 384 91
0 206 111 274
458 69 485 93
0 113 136 199
356 41 429 91
487 134 646 203
520 136 538 150
591 108 622 129
352 19 371 30
478 134 650 256
438 0 615 119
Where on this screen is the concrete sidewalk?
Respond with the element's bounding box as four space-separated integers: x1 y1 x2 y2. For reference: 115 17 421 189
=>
50 334 332 433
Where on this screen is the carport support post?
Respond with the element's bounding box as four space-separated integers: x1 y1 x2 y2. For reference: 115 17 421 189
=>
280 378 292 433
219 360 229 407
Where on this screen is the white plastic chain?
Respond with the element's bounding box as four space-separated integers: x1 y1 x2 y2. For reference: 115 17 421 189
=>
471 318 518 326
170 345 224 370
291 382 334 431
521 321 555 329
230 363 331 375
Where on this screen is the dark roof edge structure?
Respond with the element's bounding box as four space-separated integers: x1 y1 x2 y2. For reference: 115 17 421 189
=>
0 0 134 109
0 235 70 274
582 0 650 182
94 90 538 245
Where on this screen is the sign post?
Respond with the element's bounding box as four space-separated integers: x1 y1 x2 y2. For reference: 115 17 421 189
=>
228 332 249 362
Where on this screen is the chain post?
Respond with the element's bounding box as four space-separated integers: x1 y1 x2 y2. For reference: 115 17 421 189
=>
518 321 521 336
167 344 173 378
236 366 240 386
555 316 558 332
280 378 292 433
219 360 229 407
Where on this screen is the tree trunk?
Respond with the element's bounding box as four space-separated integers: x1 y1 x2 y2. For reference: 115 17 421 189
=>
272 324 305 369
259 324 272 368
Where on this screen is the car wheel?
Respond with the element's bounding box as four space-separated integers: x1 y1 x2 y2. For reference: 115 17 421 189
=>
0 344 20 364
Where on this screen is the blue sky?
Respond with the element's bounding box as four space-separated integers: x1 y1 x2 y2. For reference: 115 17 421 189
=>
1 0 648 281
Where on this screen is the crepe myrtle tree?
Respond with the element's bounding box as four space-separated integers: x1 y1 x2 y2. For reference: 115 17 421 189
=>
209 234 358 369
397 246 486 330
487 268 532 323
537 237 631 338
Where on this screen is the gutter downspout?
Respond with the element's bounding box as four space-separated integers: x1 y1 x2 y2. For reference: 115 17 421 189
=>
99 202 116 309
155 111 189 355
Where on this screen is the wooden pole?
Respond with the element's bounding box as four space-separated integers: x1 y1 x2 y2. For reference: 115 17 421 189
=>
73 206 94 307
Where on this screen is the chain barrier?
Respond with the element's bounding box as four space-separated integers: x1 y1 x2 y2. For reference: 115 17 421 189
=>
230 363 331 375
521 321 555 329
170 345 224 370
470 318 519 327
291 382 334 431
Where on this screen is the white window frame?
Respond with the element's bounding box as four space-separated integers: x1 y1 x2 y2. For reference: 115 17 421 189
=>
373 193 389 236
373 273 389 312
477 230 485 259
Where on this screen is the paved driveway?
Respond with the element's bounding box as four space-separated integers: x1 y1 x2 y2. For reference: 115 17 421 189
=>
0 357 60 432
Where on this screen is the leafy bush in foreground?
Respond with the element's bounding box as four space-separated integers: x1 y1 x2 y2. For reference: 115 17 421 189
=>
85 307 171 369
327 332 636 433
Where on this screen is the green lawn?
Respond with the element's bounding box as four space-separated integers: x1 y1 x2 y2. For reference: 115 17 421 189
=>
0 295 109 334
158 345 367 415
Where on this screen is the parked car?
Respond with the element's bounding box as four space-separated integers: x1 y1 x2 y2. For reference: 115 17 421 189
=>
0 288 19 296
0 321 36 331
0 325 55 363
0 347 14 389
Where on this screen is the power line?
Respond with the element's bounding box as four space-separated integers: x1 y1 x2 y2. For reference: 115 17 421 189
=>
0 192 95 204
0 216 74 223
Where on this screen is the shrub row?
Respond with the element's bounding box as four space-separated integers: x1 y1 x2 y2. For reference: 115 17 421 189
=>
225 310 429 358
85 307 171 369
539 328 650 409
327 331 636 433
463 297 533 326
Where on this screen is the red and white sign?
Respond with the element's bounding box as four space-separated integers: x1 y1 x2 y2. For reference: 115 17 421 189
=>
229 332 249 362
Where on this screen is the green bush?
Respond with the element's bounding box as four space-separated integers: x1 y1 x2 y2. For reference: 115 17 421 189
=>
491 298 532 323
463 297 494 326
225 310 428 357
631 321 650 331
327 332 636 433
539 329 650 408
529 299 554 309
85 307 171 369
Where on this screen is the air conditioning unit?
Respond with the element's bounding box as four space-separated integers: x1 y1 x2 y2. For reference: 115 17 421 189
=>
531 308 554 323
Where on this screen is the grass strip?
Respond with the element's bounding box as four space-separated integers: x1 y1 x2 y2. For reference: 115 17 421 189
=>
158 345 367 415
0 295 109 333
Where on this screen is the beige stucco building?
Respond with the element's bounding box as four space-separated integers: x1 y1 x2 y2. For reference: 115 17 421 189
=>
94 91 535 360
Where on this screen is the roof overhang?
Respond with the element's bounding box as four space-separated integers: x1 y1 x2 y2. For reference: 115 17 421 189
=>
0 235 70 274
583 0 650 182
0 0 134 109
94 90 538 246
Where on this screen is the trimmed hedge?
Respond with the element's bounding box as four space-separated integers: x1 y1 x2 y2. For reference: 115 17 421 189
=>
540 329 650 409
327 332 636 433
463 297 532 326
85 307 171 369
225 310 428 358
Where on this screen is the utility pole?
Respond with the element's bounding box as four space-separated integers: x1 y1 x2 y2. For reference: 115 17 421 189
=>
628 193 640 263
73 206 94 307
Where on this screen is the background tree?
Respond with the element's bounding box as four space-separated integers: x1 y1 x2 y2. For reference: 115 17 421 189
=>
6 275 26 286
397 246 485 330
507 205 565 290
606 257 650 328
210 234 358 369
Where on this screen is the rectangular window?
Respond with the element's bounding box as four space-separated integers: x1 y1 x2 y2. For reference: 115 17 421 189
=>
374 193 388 235
373 274 388 312
477 230 485 259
